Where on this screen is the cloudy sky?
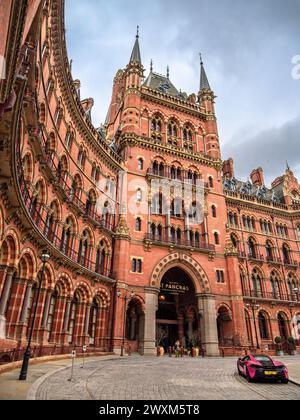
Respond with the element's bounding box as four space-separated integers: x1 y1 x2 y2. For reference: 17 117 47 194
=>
65 0 300 185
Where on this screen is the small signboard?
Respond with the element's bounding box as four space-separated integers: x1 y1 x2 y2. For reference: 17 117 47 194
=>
83 345 87 353
71 350 76 358
161 280 190 294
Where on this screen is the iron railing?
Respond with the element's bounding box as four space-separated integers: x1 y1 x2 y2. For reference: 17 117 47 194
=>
0 342 111 366
243 290 300 302
145 233 215 252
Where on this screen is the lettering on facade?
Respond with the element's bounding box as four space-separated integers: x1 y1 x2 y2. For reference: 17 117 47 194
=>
161 281 189 294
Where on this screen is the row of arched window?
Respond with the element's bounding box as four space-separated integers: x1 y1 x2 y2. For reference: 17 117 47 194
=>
228 212 295 239
241 269 299 301
231 233 296 266
151 115 195 148
39 97 115 195
245 310 291 342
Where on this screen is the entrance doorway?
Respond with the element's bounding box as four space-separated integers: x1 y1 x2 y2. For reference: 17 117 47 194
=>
156 267 200 351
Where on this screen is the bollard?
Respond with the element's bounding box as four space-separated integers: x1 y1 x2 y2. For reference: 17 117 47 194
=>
168 347 172 357
201 346 205 358
128 345 132 356
181 347 184 358
68 350 76 382
82 345 87 369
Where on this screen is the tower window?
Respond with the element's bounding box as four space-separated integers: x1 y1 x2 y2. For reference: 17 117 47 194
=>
216 270 225 284
132 258 142 273
212 205 217 218
135 218 142 232
214 232 220 245
138 158 144 170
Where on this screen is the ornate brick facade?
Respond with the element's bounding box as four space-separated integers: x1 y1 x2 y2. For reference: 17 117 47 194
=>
0 0 299 359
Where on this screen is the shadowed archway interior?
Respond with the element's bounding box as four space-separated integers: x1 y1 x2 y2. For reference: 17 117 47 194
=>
156 267 199 350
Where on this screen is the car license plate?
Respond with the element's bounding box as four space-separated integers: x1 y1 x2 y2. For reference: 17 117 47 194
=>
265 371 277 376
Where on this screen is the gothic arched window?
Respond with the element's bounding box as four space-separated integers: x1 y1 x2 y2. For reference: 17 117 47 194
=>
258 312 269 340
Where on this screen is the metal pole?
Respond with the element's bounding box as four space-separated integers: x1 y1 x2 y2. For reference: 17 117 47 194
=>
19 260 46 381
69 356 75 382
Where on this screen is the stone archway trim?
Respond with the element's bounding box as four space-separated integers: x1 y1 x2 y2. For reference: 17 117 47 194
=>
150 253 211 294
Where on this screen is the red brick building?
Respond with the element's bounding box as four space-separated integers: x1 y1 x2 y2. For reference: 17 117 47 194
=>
0 0 299 359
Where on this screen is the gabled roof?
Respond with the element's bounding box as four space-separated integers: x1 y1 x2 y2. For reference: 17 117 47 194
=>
143 71 187 100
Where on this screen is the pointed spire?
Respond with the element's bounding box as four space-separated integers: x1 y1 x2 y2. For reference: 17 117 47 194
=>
129 26 142 65
150 59 153 73
199 53 211 91
286 161 291 171
167 66 170 79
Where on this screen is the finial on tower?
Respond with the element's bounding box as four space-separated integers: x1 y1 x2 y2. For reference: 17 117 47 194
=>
167 65 170 79
129 26 142 65
199 53 203 66
150 59 153 72
286 161 291 171
199 52 211 91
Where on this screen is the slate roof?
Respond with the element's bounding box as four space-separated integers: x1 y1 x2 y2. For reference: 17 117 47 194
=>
129 33 141 64
143 71 188 100
223 178 282 203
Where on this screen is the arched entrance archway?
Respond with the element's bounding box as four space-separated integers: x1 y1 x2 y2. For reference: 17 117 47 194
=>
156 267 199 350
143 254 219 357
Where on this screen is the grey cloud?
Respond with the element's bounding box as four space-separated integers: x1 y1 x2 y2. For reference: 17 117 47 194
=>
65 0 300 179
222 114 300 185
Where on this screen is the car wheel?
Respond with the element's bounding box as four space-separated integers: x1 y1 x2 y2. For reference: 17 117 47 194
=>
246 368 253 383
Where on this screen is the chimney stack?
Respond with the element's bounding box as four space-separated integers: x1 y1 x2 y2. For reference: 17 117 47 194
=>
222 158 234 179
250 167 265 187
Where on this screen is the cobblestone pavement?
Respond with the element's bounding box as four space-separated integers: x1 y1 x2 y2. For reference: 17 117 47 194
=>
31 356 300 400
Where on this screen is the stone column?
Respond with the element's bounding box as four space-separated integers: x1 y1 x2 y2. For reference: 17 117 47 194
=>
130 311 137 341
197 293 220 357
41 290 53 329
178 313 184 342
143 288 159 356
187 315 194 341
7 278 27 340
0 269 14 339
20 283 33 324
62 298 72 345
84 304 91 344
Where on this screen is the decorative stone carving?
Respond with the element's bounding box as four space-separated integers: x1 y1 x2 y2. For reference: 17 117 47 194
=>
224 237 238 257
115 215 131 239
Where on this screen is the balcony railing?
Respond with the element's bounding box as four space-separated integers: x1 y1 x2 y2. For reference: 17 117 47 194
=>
243 290 300 302
145 233 215 252
37 134 115 231
17 161 113 277
147 168 209 189
248 253 265 262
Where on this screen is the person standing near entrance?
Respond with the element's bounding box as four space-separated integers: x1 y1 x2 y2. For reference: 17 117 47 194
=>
175 339 181 358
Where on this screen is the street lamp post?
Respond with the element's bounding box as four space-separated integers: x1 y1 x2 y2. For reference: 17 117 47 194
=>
19 252 51 381
117 290 135 357
246 303 260 350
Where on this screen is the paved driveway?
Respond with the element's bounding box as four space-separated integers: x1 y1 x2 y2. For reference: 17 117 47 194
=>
30 356 300 401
